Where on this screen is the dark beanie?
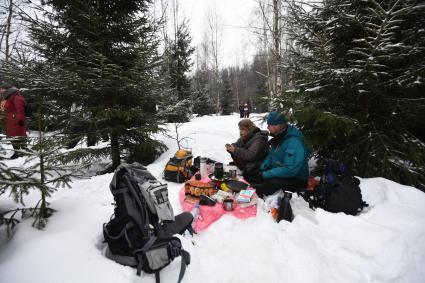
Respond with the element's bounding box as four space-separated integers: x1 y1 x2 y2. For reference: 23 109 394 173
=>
0 81 12 89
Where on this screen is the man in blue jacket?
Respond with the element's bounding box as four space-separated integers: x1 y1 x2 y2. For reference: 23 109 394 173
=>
255 111 309 197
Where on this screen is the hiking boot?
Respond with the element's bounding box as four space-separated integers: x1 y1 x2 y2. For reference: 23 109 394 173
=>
277 191 294 223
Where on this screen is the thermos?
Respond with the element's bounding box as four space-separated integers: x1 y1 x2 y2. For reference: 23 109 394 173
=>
214 162 224 179
277 191 294 223
200 157 207 178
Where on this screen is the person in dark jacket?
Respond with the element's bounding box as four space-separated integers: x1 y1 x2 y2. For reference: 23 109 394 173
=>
225 119 269 183
238 102 244 118
0 82 27 159
255 111 309 198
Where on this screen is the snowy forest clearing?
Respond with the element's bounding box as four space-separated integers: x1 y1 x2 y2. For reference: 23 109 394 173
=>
1 114 424 283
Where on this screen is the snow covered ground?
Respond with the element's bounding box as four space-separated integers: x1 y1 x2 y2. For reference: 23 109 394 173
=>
1 114 425 283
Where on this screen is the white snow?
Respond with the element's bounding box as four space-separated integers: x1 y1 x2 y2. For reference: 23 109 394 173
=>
305 86 323 92
1 114 425 283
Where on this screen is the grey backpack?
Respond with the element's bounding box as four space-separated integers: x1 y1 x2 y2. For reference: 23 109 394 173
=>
103 163 193 283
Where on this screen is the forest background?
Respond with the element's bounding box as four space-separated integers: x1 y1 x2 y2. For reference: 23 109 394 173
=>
0 0 424 228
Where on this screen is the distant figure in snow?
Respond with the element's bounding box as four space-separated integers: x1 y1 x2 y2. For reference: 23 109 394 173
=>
254 112 309 198
0 82 27 159
239 102 244 118
225 119 269 184
243 101 251 118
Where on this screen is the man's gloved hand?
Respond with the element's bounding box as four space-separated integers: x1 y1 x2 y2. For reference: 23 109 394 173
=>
18 120 25 127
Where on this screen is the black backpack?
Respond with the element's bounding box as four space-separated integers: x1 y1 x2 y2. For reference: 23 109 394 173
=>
302 160 368 215
103 163 193 283
11 92 33 118
24 102 33 118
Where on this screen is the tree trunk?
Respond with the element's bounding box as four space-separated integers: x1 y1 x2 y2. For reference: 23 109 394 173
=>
37 113 48 218
110 130 121 171
5 0 13 63
273 0 282 98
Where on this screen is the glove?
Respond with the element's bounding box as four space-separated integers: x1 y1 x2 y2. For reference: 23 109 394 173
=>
18 120 25 127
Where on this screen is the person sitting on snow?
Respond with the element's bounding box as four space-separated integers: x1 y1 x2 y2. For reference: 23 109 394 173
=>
254 111 309 198
225 119 269 184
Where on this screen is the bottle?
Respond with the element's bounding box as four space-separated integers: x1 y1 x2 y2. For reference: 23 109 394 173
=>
277 191 294 223
190 203 201 225
200 157 207 178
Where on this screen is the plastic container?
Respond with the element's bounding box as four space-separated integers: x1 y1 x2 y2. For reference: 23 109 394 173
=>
227 165 237 178
200 157 207 178
223 198 234 211
190 203 201 227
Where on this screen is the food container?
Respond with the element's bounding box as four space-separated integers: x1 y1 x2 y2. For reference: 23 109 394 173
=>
223 198 234 211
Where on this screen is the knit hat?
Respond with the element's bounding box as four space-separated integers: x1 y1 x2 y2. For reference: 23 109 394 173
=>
267 111 286 125
0 81 12 89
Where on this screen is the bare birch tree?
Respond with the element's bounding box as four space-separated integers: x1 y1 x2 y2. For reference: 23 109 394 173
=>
0 0 26 64
254 0 286 110
206 4 222 114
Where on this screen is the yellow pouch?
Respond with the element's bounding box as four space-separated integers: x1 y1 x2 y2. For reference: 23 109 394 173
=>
220 183 230 192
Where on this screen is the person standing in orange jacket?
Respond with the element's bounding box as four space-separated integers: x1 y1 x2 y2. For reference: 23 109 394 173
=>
0 82 27 159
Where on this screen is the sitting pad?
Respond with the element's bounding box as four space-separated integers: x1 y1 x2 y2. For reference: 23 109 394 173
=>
179 175 257 232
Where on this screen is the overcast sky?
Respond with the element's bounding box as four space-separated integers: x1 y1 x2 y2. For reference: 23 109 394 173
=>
161 0 260 68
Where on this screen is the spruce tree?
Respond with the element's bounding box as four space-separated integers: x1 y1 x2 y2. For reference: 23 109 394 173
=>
287 0 425 190
251 53 272 113
0 69 83 230
160 19 195 123
190 69 215 116
169 19 195 102
220 70 234 115
26 0 165 171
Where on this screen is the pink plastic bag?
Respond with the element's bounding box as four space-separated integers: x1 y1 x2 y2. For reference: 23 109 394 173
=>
179 178 257 232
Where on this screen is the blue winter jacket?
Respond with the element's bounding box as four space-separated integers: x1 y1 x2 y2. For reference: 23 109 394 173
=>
260 125 309 182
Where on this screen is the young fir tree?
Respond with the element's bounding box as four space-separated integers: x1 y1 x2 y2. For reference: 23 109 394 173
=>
160 19 195 123
190 69 215 116
0 159 36 233
0 64 84 230
286 0 425 190
169 19 195 102
26 0 165 171
220 69 234 115
251 52 272 113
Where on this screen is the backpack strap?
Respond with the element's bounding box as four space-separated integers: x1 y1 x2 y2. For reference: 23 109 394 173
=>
122 173 151 236
111 187 129 195
297 189 315 209
177 249 190 283
177 156 192 182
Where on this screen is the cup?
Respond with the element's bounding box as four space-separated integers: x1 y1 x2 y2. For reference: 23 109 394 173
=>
228 165 237 178
223 198 234 211
214 162 224 179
